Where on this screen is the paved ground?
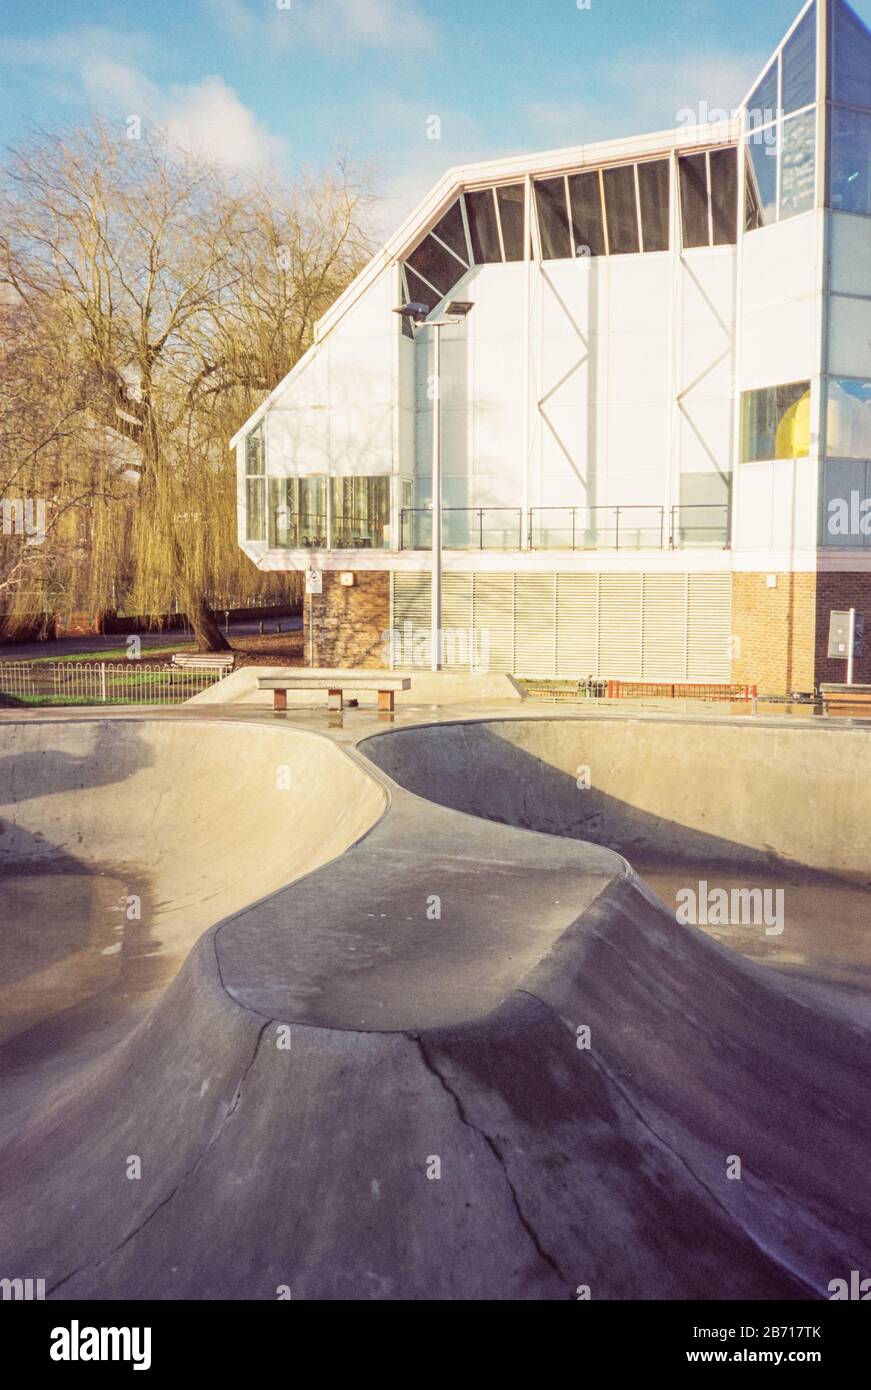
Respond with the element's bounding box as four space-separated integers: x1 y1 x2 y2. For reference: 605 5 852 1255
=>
0 702 869 1299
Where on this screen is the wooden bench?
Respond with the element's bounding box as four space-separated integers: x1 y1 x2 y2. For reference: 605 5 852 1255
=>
172 653 236 673
257 673 411 713
819 683 871 716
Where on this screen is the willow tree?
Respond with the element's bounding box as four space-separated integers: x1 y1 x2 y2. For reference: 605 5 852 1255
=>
0 124 373 648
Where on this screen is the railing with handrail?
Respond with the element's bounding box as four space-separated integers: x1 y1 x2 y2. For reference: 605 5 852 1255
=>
399 504 729 551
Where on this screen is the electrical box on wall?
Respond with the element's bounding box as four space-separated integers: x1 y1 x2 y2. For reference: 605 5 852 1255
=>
339 572 355 587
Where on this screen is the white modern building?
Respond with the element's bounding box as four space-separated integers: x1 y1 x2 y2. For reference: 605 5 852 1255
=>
231 0 871 694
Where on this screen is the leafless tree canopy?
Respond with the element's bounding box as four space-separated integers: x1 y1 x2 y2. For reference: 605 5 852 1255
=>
0 121 374 647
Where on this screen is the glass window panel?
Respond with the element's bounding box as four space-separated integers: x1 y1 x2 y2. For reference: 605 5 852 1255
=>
744 128 779 229
828 378 871 459
431 200 468 263
403 265 438 313
406 235 461 296
831 0 871 110
603 164 640 255
268 477 327 549
740 381 811 462
534 177 571 259
709 147 738 244
830 104 871 214
779 109 816 219
465 188 502 263
567 170 607 257
679 153 710 247
330 476 391 550
496 183 525 261
782 2 816 114
245 423 265 474
746 61 779 132
245 477 266 542
637 159 670 252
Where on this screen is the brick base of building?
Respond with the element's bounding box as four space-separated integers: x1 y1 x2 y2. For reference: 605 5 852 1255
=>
304 571 390 668
732 570 871 695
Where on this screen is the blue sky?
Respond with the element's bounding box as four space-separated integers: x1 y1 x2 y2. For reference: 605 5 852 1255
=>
1 0 869 232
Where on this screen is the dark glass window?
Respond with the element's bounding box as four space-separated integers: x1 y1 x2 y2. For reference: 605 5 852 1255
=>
746 61 779 132
465 188 502 263
782 2 816 114
830 104 871 214
406 235 463 296
679 153 710 247
245 423 265 474
246 477 266 542
534 177 571 259
404 266 438 313
496 184 525 261
567 170 606 256
603 164 639 254
431 200 468 263
268 477 327 549
637 159 670 252
744 130 778 229
740 381 811 462
831 0 871 110
779 109 816 219
709 147 738 244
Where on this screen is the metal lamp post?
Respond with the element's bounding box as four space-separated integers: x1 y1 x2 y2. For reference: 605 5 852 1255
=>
393 299 474 672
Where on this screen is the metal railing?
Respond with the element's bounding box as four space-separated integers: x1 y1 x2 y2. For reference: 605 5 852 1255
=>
0 661 226 706
400 507 524 550
399 504 729 551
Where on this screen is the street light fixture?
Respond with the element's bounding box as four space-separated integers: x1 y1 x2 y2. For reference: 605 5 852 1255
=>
392 298 474 671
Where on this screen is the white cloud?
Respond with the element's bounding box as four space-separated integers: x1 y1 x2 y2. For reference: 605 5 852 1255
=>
0 25 286 171
164 76 285 169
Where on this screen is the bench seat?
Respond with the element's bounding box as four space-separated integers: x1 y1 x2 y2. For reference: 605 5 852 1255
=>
256 673 411 713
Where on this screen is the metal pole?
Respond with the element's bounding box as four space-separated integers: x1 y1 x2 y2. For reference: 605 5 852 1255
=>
308 590 314 668
431 322 442 672
847 606 856 686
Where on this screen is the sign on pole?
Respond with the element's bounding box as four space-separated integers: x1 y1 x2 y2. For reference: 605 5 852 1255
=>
305 566 323 596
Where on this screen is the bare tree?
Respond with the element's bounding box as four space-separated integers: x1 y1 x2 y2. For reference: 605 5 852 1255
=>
0 123 373 648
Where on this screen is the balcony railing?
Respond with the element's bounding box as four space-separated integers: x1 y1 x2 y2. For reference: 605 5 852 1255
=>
400 507 524 551
399 504 729 551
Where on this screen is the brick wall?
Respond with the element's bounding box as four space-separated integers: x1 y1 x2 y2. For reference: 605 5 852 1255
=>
814 571 871 686
731 572 817 695
304 571 390 668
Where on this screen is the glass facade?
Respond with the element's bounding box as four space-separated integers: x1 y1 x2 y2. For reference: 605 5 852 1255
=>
827 378 871 458
743 2 817 232
330 476 391 549
830 105 871 215
740 382 812 462
244 423 266 542
268 477 327 549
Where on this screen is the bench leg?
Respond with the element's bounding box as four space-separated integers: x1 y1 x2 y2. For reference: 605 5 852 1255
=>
328 688 343 712
377 689 395 713
273 689 287 712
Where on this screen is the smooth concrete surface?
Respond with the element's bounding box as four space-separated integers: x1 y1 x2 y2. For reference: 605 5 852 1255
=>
0 705 869 1300
189 665 527 708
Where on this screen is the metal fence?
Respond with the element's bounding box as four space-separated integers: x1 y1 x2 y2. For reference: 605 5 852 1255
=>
0 661 226 706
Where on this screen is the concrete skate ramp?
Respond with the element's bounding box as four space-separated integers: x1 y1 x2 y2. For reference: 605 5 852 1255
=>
0 718 385 1041
2 713 870 1299
361 715 871 880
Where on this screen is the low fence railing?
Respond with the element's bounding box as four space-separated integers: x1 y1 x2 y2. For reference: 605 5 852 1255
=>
0 661 226 706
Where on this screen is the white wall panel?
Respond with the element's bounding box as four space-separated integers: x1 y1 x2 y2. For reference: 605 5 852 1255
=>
830 214 871 298
828 296 871 379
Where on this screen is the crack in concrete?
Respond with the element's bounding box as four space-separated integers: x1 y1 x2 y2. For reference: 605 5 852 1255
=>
515 986 822 1300
46 1017 272 1297
412 1033 574 1296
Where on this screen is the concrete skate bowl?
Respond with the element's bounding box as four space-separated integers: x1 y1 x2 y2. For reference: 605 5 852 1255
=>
0 717 386 1050
1 712 870 1301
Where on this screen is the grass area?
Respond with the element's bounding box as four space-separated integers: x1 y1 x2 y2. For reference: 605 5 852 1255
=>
22 643 198 664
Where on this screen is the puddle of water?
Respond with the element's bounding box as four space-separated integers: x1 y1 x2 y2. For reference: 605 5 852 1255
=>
637 862 871 991
0 865 170 1044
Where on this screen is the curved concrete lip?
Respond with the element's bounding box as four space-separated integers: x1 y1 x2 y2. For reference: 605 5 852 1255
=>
1 705 870 1301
